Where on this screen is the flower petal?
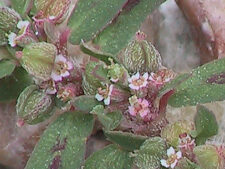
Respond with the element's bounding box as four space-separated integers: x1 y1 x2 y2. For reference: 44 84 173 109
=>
170 160 178 168
51 71 62 81
167 147 175 156
8 32 17 47
17 20 29 29
129 84 139 90
95 93 104 101
104 97 110 105
143 72 149 80
60 71 70 77
160 159 169 168
56 54 67 63
176 151 182 159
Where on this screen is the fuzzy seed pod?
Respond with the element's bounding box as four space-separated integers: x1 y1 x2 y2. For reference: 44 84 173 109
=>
20 42 57 81
16 85 54 125
118 32 162 73
34 0 71 24
0 7 21 45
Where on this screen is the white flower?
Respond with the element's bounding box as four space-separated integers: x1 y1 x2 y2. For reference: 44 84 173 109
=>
95 84 113 105
17 20 30 30
128 72 148 90
51 54 73 82
8 32 17 47
160 147 182 168
8 20 30 47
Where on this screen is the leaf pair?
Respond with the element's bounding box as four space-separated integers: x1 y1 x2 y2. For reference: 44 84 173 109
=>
69 0 166 55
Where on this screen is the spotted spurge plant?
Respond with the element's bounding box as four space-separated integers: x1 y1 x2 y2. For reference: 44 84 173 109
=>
0 0 224 169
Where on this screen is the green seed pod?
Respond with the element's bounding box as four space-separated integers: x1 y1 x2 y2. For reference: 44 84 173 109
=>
82 62 108 95
194 145 222 169
20 42 57 81
118 32 162 73
34 0 71 23
161 121 194 147
16 85 54 124
0 7 21 45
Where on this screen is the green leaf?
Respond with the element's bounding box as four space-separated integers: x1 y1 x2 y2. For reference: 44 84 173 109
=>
158 73 190 97
194 145 220 169
168 58 225 107
134 137 167 169
176 157 202 169
11 0 31 17
25 112 94 169
193 105 218 145
93 0 166 55
68 0 127 45
0 60 16 78
72 95 102 113
84 144 133 169
0 67 32 102
90 105 122 130
80 42 117 65
0 47 12 61
104 131 147 151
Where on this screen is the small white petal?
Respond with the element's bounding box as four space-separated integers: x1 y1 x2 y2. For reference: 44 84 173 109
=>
176 151 182 159
170 160 178 168
110 77 119 82
133 72 140 79
51 72 62 81
95 93 104 101
129 84 139 90
61 71 70 77
17 20 30 29
167 147 175 156
160 159 169 168
143 72 149 80
56 54 67 63
49 16 56 20
104 97 110 105
108 85 113 95
8 32 17 47
67 61 74 70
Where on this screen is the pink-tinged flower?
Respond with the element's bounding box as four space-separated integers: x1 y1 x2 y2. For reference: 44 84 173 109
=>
178 133 195 151
160 147 182 168
51 54 73 82
128 72 148 90
128 96 150 118
149 69 176 88
8 20 37 47
40 79 57 95
95 84 113 105
57 83 76 101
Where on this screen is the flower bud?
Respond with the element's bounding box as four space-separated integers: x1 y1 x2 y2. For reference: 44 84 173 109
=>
194 145 223 169
161 121 194 147
34 0 71 24
0 7 21 45
16 85 54 124
20 42 57 81
118 32 162 73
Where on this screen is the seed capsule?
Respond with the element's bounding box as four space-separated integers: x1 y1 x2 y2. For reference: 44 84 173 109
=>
16 85 54 125
118 32 162 73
